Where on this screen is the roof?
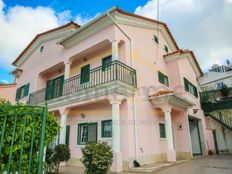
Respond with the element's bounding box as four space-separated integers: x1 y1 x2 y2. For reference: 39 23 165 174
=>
115 7 179 50
164 49 203 76
149 90 174 97
12 21 80 66
60 6 179 50
0 83 16 87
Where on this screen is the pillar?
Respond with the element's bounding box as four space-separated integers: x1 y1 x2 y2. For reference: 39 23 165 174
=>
164 108 176 162
112 40 119 61
64 62 71 80
59 113 67 144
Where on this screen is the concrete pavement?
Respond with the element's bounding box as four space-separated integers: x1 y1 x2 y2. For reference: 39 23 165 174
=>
60 154 232 174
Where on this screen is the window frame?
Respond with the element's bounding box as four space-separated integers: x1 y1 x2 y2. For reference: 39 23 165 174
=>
16 83 30 101
102 55 112 71
159 123 166 139
184 77 198 98
164 45 169 53
101 120 112 138
153 34 159 44
80 64 90 84
77 122 98 145
158 71 169 87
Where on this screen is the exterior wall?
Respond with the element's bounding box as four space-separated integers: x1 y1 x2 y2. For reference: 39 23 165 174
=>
0 84 17 103
198 71 232 91
209 117 232 153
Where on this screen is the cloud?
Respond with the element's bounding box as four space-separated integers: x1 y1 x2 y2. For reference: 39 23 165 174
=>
0 79 9 84
74 13 100 25
0 0 98 72
135 0 232 72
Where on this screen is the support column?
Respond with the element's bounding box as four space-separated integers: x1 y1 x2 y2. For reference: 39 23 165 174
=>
110 98 123 173
64 62 71 80
164 108 176 162
112 40 119 61
59 113 67 144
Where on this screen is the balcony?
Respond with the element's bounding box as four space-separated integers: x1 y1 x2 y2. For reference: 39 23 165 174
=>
29 61 137 107
200 87 232 113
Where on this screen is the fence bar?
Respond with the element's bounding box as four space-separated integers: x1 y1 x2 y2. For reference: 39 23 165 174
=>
38 104 48 174
18 114 27 174
0 115 7 155
27 114 37 174
7 115 18 173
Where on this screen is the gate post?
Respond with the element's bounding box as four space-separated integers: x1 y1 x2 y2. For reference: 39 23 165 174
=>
38 104 48 174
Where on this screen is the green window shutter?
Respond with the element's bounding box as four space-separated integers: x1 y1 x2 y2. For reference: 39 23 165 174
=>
102 56 112 71
158 71 165 84
80 64 90 84
154 35 159 44
65 125 70 145
102 120 112 138
15 88 21 101
159 123 166 138
59 75 64 97
24 83 30 97
164 45 169 53
45 80 54 100
194 86 198 98
87 123 97 142
184 78 189 92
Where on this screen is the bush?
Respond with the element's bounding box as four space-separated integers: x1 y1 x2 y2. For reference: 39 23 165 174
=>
220 84 230 97
81 142 113 174
46 144 71 173
0 99 60 173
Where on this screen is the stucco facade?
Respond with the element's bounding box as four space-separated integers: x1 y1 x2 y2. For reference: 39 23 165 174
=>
0 83 16 103
12 7 209 172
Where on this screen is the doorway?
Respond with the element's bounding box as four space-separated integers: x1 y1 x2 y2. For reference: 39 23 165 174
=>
189 118 202 155
213 130 219 154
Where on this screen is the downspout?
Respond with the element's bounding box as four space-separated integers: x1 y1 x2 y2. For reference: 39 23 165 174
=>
107 12 139 162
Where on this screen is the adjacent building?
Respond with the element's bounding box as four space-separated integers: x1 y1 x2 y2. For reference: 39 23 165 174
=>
0 83 17 103
12 6 210 172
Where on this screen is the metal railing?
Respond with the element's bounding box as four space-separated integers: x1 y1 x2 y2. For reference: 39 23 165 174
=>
208 111 232 130
29 60 137 105
0 105 47 174
200 87 232 112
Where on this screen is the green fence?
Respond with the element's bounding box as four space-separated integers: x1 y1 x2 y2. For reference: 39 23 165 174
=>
0 105 47 174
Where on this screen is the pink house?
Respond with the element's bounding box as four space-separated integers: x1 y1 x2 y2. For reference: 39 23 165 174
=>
12 6 211 172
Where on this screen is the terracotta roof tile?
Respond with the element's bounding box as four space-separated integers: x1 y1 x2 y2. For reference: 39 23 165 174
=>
149 90 174 97
164 49 203 76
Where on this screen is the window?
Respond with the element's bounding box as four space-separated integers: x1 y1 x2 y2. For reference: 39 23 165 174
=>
102 120 112 138
45 75 64 100
80 64 90 84
153 34 159 44
159 123 166 138
102 56 112 71
217 82 224 89
164 45 169 53
184 78 198 98
158 71 169 86
16 83 30 101
65 125 70 145
40 46 44 53
77 123 97 145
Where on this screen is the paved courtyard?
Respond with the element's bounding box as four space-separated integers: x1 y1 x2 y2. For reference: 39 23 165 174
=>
60 154 232 174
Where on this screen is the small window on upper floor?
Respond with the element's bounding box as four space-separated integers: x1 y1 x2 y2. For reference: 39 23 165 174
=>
153 34 159 44
40 46 44 54
164 45 169 53
184 77 198 98
158 71 169 87
159 123 166 138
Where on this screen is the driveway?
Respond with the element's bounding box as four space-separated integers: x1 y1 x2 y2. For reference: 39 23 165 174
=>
60 154 232 174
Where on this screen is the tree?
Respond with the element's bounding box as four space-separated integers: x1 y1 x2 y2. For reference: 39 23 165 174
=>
81 142 113 174
0 99 60 173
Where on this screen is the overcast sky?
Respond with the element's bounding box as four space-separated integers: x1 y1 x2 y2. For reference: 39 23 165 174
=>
0 0 232 83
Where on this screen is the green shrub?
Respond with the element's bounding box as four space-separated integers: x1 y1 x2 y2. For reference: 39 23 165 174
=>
0 99 60 173
46 144 71 173
81 142 113 174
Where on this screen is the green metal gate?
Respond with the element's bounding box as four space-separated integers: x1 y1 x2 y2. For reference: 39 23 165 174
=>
0 105 47 174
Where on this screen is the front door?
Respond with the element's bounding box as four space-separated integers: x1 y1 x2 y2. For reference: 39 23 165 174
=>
189 119 202 155
213 130 219 154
